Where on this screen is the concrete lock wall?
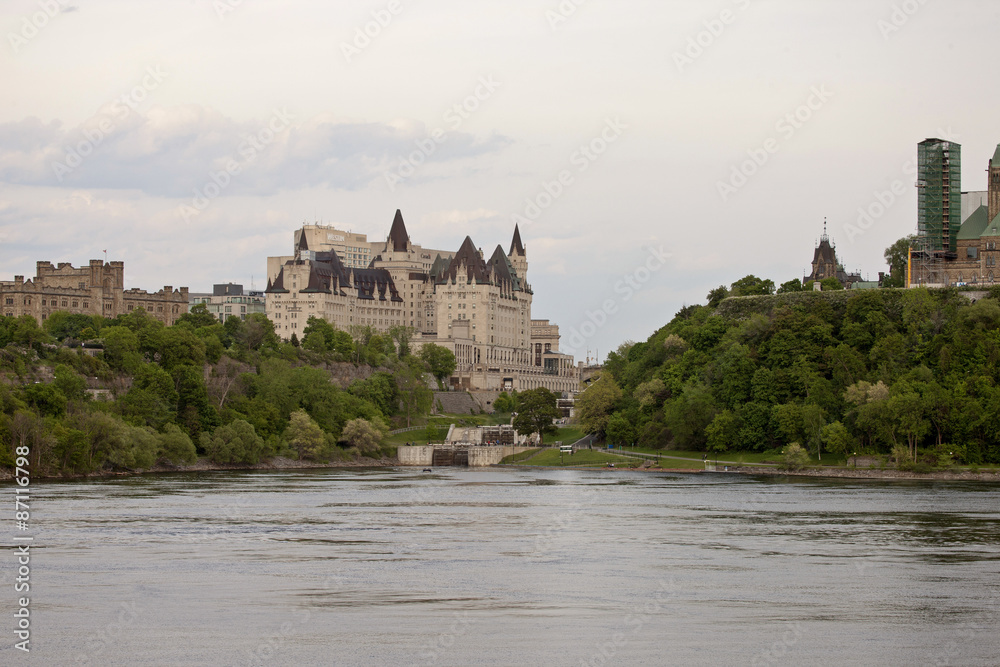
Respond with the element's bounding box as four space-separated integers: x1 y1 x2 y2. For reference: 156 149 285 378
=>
398 445 534 467
398 446 434 466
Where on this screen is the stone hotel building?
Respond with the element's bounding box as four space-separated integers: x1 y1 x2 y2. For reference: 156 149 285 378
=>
266 210 580 394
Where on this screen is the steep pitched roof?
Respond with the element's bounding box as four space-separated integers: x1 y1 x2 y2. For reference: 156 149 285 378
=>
296 230 309 252
811 238 837 266
509 224 525 256
958 205 990 240
388 209 409 252
983 213 1000 238
488 245 522 293
993 144 1000 165
439 236 489 284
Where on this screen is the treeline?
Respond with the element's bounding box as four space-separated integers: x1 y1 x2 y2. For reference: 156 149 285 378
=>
577 281 1000 468
0 306 456 475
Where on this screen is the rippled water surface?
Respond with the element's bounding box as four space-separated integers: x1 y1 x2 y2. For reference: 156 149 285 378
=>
6 468 1000 666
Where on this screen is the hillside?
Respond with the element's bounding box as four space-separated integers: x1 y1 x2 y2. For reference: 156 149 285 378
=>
577 286 1000 466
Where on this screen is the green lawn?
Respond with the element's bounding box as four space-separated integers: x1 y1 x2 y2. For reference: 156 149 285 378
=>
518 448 641 468
543 425 585 446
499 448 542 464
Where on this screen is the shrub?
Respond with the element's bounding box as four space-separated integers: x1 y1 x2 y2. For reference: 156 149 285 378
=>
781 443 810 471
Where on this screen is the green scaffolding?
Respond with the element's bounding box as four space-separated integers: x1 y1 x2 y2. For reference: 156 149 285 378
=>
917 139 962 253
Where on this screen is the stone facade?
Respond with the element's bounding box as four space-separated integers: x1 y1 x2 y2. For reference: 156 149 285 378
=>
0 260 188 326
266 210 581 395
911 143 1000 287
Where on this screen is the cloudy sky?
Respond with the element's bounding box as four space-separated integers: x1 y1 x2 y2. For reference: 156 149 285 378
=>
2 0 998 360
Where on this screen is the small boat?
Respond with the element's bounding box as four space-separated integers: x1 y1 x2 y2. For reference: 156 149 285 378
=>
422 468 433 472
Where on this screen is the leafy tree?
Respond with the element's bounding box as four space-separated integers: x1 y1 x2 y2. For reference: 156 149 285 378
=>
576 373 622 435
777 279 803 294
341 417 386 456
177 303 218 329
348 372 398 418
820 277 843 291
396 358 432 427
707 286 729 308
820 421 854 460
605 412 636 447
706 409 740 452
730 275 775 297
419 343 457 387
53 364 87 401
782 443 810 471
883 235 918 288
21 383 67 418
493 391 515 414
206 419 265 464
512 387 559 443
285 409 327 460
157 424 197 465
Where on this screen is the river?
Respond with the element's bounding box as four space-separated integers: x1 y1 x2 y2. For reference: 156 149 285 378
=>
5 468 1000 666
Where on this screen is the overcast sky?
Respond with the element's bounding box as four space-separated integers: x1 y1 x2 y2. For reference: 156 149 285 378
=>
2 0 998 361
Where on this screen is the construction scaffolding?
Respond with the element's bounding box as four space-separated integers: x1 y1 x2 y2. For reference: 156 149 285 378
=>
913 138 961 285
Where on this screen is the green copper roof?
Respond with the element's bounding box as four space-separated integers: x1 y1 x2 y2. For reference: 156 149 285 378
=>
958 205 990 240
983 213 1000 237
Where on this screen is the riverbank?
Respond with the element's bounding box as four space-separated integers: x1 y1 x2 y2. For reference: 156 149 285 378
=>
0 455 398 482
722 465 1000 482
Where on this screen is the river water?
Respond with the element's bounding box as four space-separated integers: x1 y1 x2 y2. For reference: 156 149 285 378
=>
5 468 1000 666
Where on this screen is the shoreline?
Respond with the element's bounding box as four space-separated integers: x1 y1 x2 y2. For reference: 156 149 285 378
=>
0 455 398 483
4 459 1000 484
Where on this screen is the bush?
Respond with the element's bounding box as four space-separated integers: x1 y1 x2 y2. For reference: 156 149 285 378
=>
781 443 810 471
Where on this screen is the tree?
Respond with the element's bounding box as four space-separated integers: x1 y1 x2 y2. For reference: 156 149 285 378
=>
576 373 622 435
53 364 87 401
285 409 326 460
605 412 636 447
707 285 729 308
777 279 804 294
177 303 218 329
206 419 265 464
341 417 386 456
493 391 515 414
241 313 280 351
820 421 854 460
388 325 415 358
883 235 918 288
512 387 559 444
730 275 775 297
419 343 457 387
396 358 432 427
157 424 197 465
705 410 740 452
782 443 810 471
820 277 843 291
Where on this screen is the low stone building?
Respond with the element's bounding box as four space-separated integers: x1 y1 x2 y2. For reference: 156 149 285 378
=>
0 260 188 326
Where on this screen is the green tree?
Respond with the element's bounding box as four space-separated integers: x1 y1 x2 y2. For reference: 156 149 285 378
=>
730 275 775 297
883 235 918 288
419 343 457 387
341 417 386 456
820 421 854 460
576 374 622 435
177 303 218 329
285 409 327 460
157 424 197 465
493 391 515 414
777 279 804 294
705 409 740 452
396 358 432 427
53 364 87 401
707 285 729 307
206 419 265 464
512 387 559 444
605 412 636 447
782 442 810 471
820 277 843 291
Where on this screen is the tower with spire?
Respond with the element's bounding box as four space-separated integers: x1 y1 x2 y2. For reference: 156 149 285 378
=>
507 224 527 278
